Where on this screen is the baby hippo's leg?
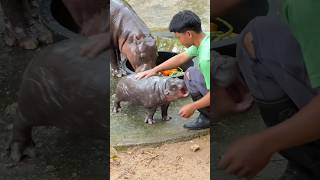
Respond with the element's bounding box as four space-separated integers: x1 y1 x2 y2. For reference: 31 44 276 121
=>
161 103 171 121
8 110 36 161
112 97 121 113
144 107 157 124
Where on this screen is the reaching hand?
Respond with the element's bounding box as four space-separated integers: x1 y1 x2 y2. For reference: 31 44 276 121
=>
218 134 274 179
179 103 196 118
135 69 158 79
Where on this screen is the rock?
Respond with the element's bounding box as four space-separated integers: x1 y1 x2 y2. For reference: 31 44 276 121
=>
46 165 55 171
1 152 7 158
0 118 6 125
190 144 200 152
110 146 118 159
5 163 17 169
72 172 77 177
6 123 13 130
4 103 18 120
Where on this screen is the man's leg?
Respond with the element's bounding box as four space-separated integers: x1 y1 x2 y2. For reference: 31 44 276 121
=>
183 67 211 130
238 16 320 179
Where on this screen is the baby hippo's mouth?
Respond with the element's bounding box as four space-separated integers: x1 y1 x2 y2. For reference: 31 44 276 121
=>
179 87 189 98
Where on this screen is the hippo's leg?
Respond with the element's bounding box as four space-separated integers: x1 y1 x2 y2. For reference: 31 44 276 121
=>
112 97 121 113
144 107 157 124
161 103 171 121
8 110 36 161
119 53 128 76
0 0 53 49
111 50 126 77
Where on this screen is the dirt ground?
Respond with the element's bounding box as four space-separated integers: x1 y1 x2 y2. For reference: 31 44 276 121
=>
110 135 210 180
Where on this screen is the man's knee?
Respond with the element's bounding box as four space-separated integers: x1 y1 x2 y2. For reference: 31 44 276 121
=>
184 67 208 96
243 32 256 59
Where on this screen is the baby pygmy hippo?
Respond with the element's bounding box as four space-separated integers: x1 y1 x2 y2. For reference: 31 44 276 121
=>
113 74 189 124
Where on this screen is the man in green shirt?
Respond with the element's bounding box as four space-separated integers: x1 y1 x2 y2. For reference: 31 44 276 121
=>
137 10 252 129
136 10 212 129
283 0 320 88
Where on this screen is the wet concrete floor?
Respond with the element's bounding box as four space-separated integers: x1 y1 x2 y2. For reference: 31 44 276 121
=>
212 106 287 179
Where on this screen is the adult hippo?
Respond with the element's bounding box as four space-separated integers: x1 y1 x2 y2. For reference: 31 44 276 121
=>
8 37 109 161
62 0 158 77
110 0 157 76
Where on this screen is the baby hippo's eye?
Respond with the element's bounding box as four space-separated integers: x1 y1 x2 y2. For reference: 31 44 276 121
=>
170 85 177 90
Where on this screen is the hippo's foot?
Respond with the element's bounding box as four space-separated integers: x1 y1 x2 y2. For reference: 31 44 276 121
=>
29 19 54 45
4 25 38 50
112 106 121 113
111 67 127 78
144 117 155 124
145 108 157 124
8 140 36 162
3 18 53 49
7 115 36 162
162 116 172 121
112 100 121 113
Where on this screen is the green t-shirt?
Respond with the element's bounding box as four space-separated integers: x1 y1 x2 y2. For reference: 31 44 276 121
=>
283 0 320 88
185 33 211 89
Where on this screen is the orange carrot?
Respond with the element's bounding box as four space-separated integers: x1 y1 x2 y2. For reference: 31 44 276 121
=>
160 69 178 76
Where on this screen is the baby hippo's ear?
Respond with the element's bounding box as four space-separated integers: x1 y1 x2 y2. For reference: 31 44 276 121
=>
128 35 134 43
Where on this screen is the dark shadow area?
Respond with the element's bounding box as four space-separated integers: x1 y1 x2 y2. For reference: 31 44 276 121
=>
51 0 80 33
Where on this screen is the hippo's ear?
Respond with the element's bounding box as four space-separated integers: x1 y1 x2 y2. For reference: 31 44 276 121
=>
134 35 145 45
131 35 138 45
128 35 134 43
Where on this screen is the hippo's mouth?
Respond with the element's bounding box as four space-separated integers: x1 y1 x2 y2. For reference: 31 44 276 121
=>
180 87 189 97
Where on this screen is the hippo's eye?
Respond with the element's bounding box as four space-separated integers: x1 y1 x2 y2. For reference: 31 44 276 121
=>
170 85 177 90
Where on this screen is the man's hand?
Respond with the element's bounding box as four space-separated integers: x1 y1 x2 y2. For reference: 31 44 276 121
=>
135 69 158 79
218 134 274 179
179 103 196 118
80 32 111 58
179 93 210 118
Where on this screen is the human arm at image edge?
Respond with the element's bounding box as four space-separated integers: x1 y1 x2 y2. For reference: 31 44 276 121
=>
135 52 191 79
218 94 320 177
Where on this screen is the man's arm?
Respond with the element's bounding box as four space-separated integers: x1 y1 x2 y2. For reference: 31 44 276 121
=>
179 92 210 118
261 93 320 152
153 52 190 72
218 93 320 178
136 52 191 79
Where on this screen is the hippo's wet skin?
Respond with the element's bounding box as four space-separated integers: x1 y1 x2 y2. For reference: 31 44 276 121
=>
8 38 109 161
110 0 158 77
113 75 189 124
63 0 157 77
